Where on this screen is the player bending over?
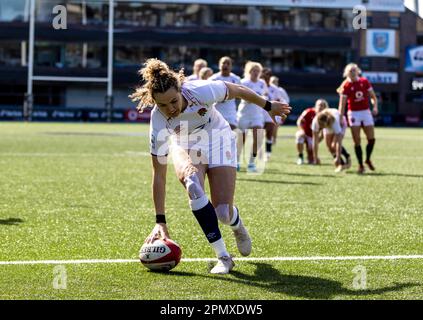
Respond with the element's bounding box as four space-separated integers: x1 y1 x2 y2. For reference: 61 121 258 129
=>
130 58 291 274
311 108 351 173
295 99 328 165
337 63 378 174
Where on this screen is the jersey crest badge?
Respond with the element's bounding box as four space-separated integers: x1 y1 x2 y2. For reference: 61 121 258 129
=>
198 108 207 116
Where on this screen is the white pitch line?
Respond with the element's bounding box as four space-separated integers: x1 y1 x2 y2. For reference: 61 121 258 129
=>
1 255 423 266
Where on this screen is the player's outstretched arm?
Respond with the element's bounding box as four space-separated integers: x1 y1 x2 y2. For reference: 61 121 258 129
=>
224 82 291 119
145 155 170 244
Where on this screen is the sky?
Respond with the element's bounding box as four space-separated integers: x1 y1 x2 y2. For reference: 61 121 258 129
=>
404 0 423 16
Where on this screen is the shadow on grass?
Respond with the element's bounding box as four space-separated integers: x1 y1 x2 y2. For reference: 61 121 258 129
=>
237 178 322 186
208 263 417 300
146 270 197 277
364 172 423 179
0 218 24 226
263 169 336 178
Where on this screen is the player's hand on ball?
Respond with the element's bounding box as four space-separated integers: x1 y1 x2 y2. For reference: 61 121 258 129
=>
270 101 291 119
145 223 170 244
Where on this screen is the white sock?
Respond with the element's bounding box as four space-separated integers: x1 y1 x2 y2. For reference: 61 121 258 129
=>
189 194 209 211
210 238 229 258
249 155 256 165
230 206 241 231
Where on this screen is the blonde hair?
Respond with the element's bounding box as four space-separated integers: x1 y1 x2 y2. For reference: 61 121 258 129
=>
315 99 329 110
199 67 213 80
336 63 361 93
343 63 361 78
194 58 208 67
270 76 279 86
129 58 185 113
243 61 263 79
193 58 208 74
219 56 232 66
317 109 335 129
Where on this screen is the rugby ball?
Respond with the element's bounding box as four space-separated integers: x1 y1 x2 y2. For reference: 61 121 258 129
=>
139 239 182 271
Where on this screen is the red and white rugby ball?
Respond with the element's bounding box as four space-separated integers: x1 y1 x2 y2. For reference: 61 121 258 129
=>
139 239 182 271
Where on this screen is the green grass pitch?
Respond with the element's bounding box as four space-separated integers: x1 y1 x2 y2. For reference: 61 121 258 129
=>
0 122 422 300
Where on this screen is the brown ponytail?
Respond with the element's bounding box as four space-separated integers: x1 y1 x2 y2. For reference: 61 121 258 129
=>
129 58 185 113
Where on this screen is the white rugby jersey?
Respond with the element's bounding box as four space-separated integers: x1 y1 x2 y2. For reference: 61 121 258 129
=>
237 78 268 118
268 83 285 103
210 72 241 115
311 109 343 135
279 86 290 104
149 80 229 156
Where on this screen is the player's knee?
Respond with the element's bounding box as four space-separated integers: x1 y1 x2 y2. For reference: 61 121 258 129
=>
215 204 231 225
295 131 305 144
368 138 376 145
183 171 204 200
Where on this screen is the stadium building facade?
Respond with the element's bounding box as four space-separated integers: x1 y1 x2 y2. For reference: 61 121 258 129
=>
0 0 422 124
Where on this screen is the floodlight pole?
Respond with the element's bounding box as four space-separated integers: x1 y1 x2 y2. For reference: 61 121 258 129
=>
24 0 35 122
106 0 114 123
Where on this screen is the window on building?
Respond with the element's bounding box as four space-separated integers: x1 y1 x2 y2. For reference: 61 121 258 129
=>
366 16 373 28
65 43 83 68
387 58 399 70
160 46 202 70
212 6 248 28
159 4 202 27
115 46 156 67
115 3 159 27
0 42 21 66
65 43 106 69
35 42 61 67
388 16 400 29
86 44 105 68
359 57 372 70
0 0 27 22
260 8 292 30
260 48 346 73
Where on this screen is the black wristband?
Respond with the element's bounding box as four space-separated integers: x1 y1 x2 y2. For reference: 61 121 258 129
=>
156 214 166 224
264 100 272 112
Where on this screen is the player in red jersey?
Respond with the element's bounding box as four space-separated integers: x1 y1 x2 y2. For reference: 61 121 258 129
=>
338 63 378 174
295 99 328 165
